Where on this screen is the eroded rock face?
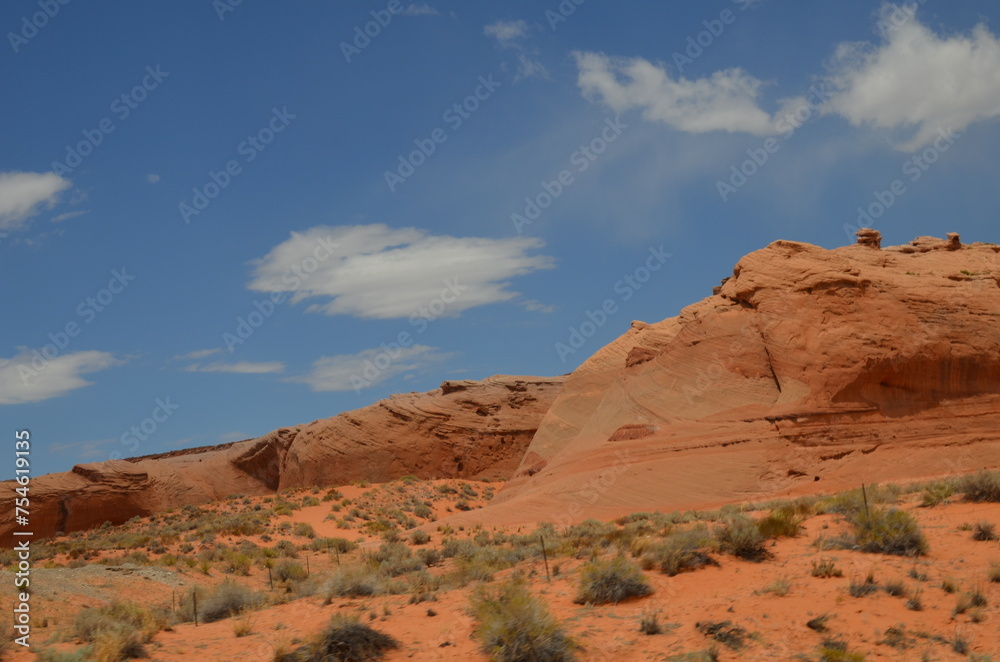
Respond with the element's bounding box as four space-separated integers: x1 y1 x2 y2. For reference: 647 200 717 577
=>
0 375 563 544
488 236 1000 526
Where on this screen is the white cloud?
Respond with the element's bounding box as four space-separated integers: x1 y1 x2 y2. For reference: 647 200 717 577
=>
574 51 775 135
822 3 1000 150
184 361 285 374
0 171 71 232
0 350 120 405
146 173 161 184
173 348 222 361
219 431 250 442
484 19 528 46
48 437 117 461
50 210 87 223
515 53 548 81
247 224 554 320
291 345 447 393
403 4 438 16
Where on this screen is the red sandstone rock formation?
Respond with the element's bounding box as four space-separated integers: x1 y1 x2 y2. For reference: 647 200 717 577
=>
0 375 563 544
482 235 1000 526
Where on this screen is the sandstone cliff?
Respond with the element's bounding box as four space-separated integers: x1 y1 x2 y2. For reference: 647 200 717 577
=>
0 375 563 543
481 233 1000 526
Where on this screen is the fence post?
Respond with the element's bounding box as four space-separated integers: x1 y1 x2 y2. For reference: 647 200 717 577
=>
540 536 550 582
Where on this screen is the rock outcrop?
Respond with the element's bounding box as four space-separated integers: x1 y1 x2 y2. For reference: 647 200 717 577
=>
481 234 1000 526
0 375 563 544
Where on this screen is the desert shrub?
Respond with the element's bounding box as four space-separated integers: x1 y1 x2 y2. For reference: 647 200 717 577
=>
714 515 769 561
363 542 424 577
756 506 805 538
470 576 576 662
74 601 163 644
819 639 866 661
216 513 266 536
416 547 442 567
973 521 997 541
882 578 907 597
642 526 717 576
275 539 299 558
313 537 355 554
274 559 308 582
180 580 262 623
818 484 900 515
406 569 440 604
574 555 652 605
989 562 1000 583
695 620 747 650
849 572 879 598
277 613 398 662
323 564 390 599
958 470 1000 502
223 551 252 576
409 530 431 545
850 508 927 556
811 558 843 578
293 522 316 539
920 480 954 507
639 609 661 635
92 627 146 662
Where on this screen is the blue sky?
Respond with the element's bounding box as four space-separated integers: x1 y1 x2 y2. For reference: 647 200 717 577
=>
2 0 1000 475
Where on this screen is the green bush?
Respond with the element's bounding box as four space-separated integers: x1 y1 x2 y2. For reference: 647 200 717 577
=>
274 559 308 582
642 526 717 576
959 470 1000 502
714 515 769 561
850 508 927 556
277 613 398 662
180 580 261 623
323 565 391 599
471 577 576 662
574 555 652 605
756 506 805 538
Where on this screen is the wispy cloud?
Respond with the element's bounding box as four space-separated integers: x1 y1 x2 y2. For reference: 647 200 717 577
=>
173 348 222 361
0 171 71 232
184 361 285 374
248 224 554 320
484 19 547 80
146 173 161 184
48 437 118 461
402 4 438 16
484 19 528 46
0 350 122 405
50 210 87 224
291 345 449 392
